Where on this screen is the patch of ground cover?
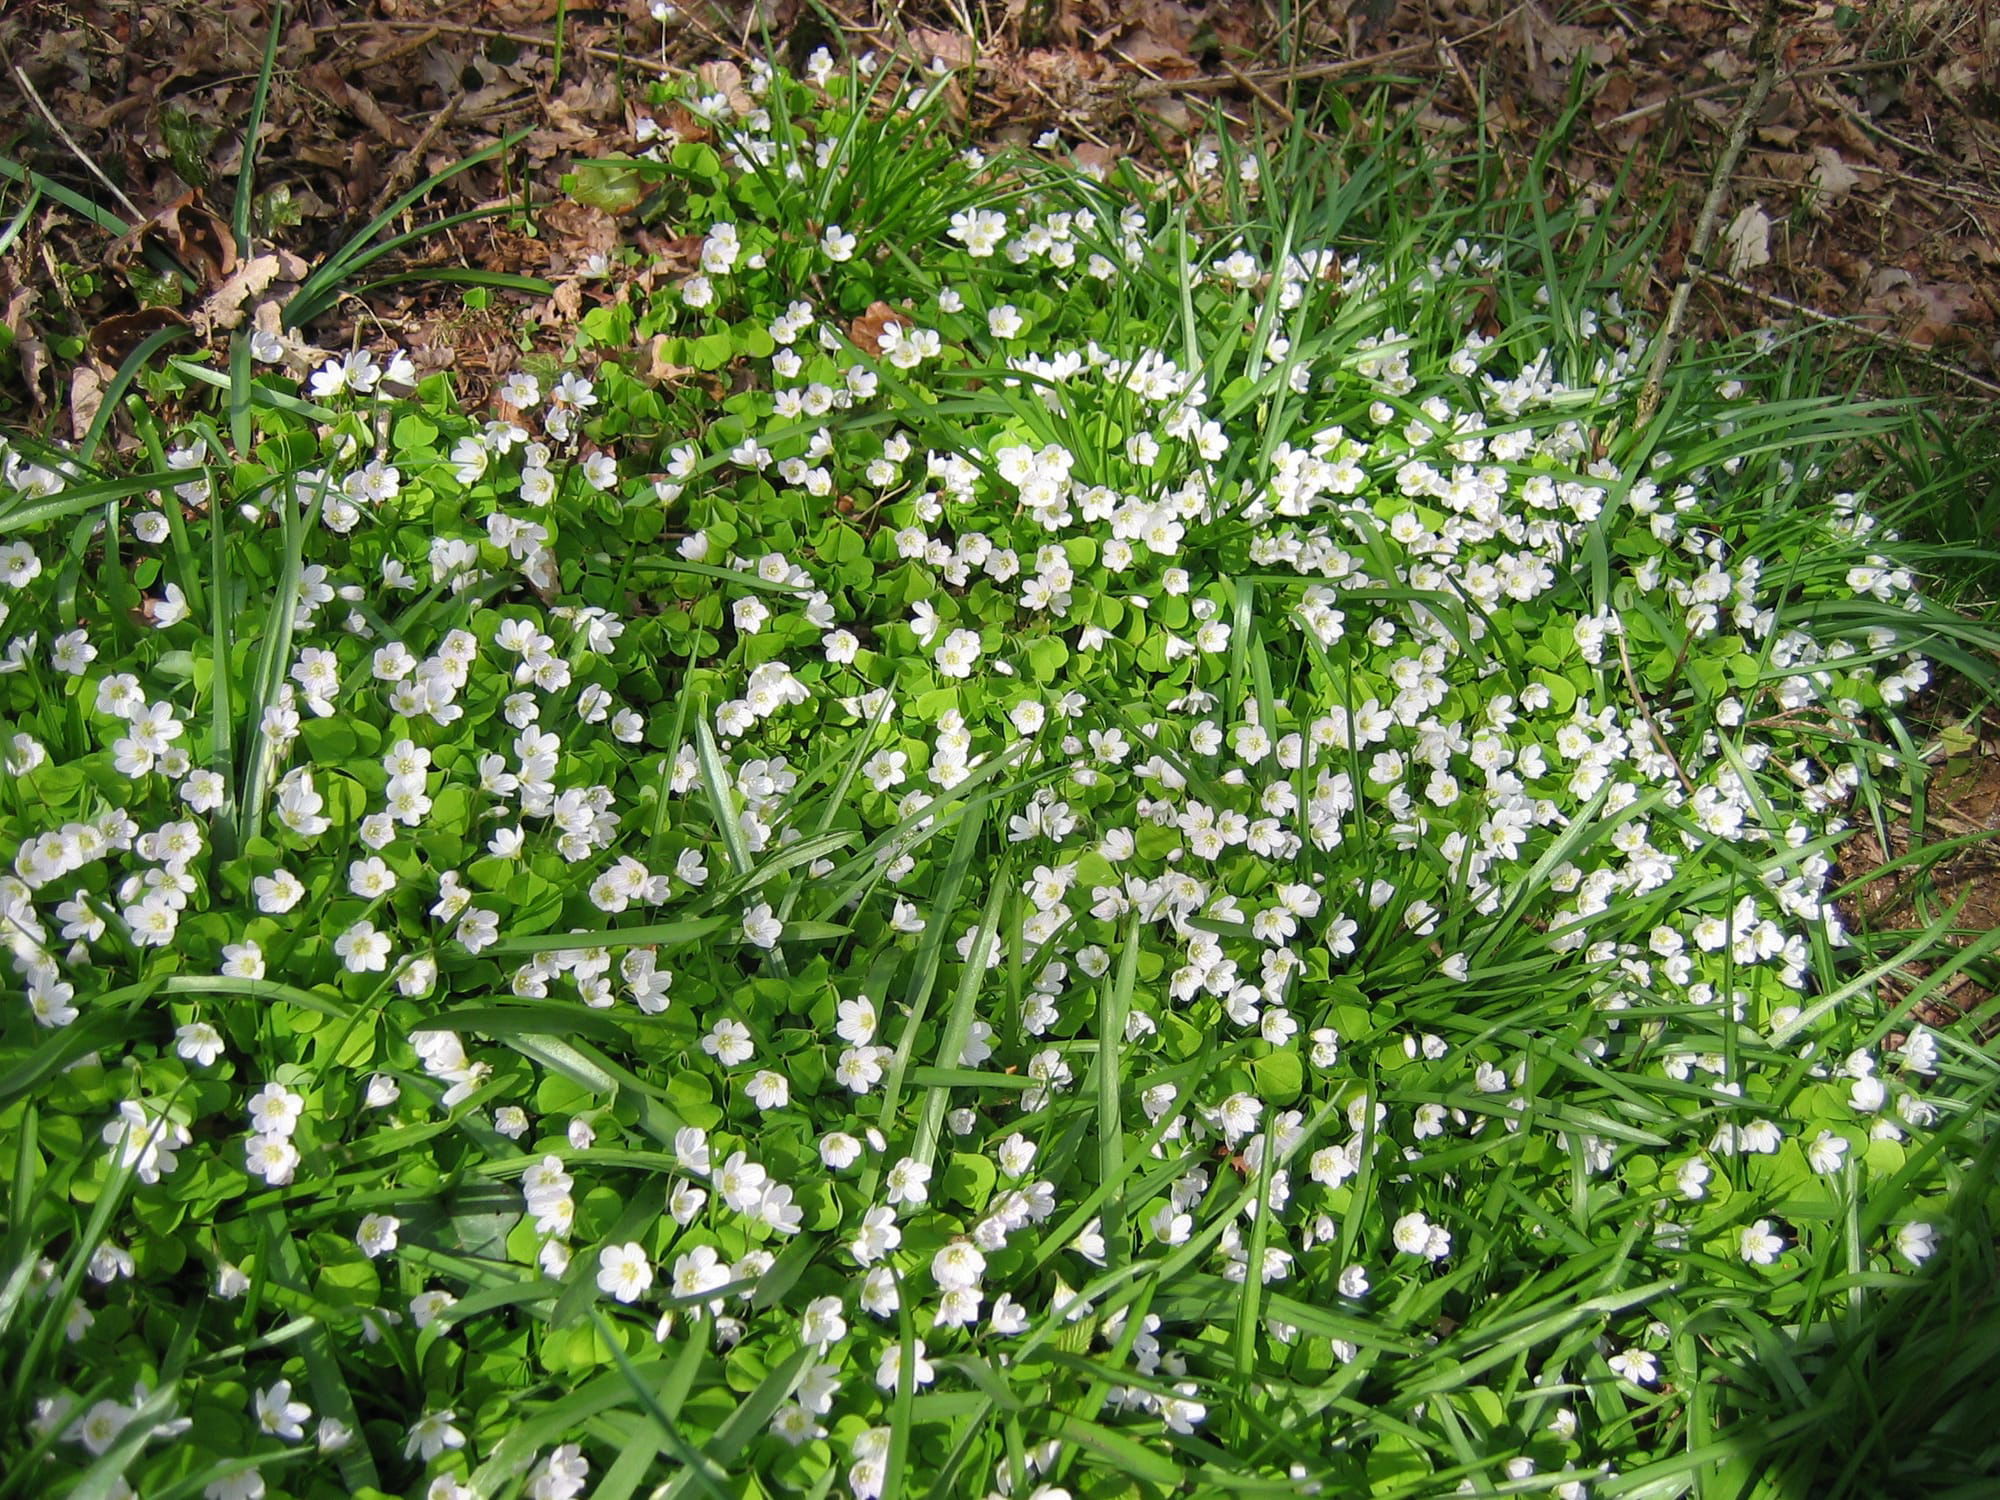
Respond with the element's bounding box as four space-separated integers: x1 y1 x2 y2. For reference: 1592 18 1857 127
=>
5 12 2000 1500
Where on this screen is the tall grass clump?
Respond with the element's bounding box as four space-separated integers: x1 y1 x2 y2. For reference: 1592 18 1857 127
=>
2 47 1997 1500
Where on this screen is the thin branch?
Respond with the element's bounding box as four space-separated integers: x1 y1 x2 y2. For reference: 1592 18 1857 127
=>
1635 0 1786 427
366 93 465 221
1597 56 1924 130
1612 622 1697 799
1130 6 1526 97
7 60 148 224
323 18 683 77
1695 267 2000 398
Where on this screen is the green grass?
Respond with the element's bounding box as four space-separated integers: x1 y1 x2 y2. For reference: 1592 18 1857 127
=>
0 40 1997 1500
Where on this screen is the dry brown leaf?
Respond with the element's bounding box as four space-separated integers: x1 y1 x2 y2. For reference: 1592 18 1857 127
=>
1948 236 2000 268
1519 1 1617 72
1 281 36 345
658 105 714 144
89 307 190 366
69 367 104 442
546 74 623 139
1702 49 1745 83
639 231 706 277
909 28 978 71
696 61 757 117
1868 267 1914 301
1593 71 1636 119
192 252 305 337
1808 146 1861 210
1072 143 1120 179
542 201 622 262
307 64 418 148
545 279 585 325
1722 204 1773 276
648 334 696 383
847 301 908 356
1115 27 1201 78
108 189 236 287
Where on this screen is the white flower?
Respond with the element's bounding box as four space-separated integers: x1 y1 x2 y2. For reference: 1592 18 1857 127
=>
996 1133 1036 1178
333 920 392 972
1895 1221 1938 1266
932 1240 986 1290
820 1132 863 1170
71 1397 133 1456
742 902 782 948
245 1132 300 1185
934 627 983 678
1608 1346 1657 1387
254 1380 312 1442
597 1242 654 1303
103 1100 191 1184
801 1295 847 1350
253 870 306 913
356 1214 401 1259
175 1021 225 1066
530 1443 590 1500
1675 1158 1711 1200
1807 1130 1850 1174
404 1409 466 1461
703 1018 755 1066
247 1084 305 1137
347 856 397 898
874 1336 936 1391
1390 1211 1433 1255
1739 1219 1784 1265
218 939 265 980
885 1156 932 1207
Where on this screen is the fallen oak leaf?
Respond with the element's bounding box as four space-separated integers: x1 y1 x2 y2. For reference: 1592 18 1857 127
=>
69 366 105 443
1721 203 1773 276
647 335 699 385
89 306 191 366
1807 146 1862 213
847 301 909 356
637 230 706 276
695 61 757 117
106 188 237 287
191 251 308 338
908 27 977 71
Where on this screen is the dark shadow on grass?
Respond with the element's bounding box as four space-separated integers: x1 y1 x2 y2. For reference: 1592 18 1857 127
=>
1701 1131 2000 1499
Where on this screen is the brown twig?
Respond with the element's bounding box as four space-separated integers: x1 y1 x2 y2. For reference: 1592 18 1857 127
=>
349 25 443 73
366 93 465 221
1597 57 1929 130
324 19 681 77
1128 6 1529 100
1130 41 1429 97
1696 267 2000 398
1220 62 1296 126
1612 622 1698 798
6 59 148 224
1636 0 1787 428
1437 40 1486 155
